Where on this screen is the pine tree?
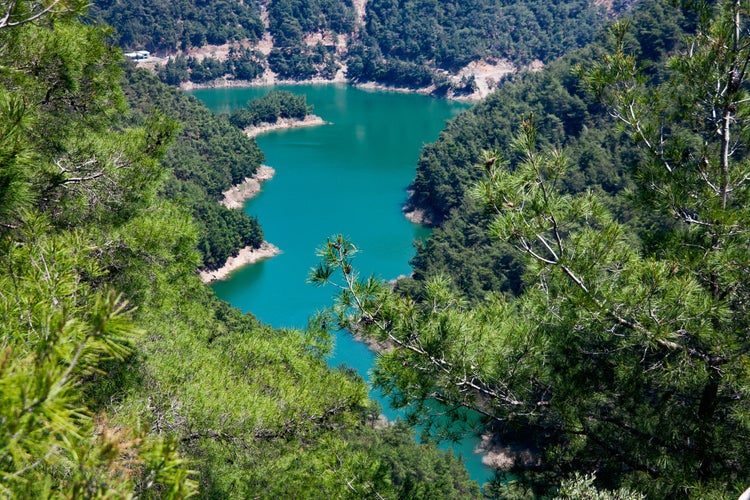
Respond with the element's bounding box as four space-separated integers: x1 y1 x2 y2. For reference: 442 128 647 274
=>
0 3 197 495
313 1 750 495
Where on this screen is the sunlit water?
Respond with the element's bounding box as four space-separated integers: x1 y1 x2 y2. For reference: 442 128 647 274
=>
190 84 495 486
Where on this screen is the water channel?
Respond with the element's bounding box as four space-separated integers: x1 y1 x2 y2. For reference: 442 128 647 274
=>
190 84 495 485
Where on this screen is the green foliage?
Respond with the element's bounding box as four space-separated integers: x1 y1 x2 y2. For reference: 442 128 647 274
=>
0 7 198 495
406 0 687 302
158 55 190 86
0 0 89 29
122 66 266 270
93 0 615 88
186 56 227 84
0 91 35 227
556 473 645 499
171 50 266 85
90 0 264 53
411 0 685 224
229 90 311 129
265 0 352 80
116 264 480 498
227 46 265 81
0 216 197 498
0 6 489 499
348 0 613 87
123 67 263 193
192 199 263 270
314 2 750 494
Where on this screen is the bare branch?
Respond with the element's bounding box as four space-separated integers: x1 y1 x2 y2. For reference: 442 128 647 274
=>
0 0 65 29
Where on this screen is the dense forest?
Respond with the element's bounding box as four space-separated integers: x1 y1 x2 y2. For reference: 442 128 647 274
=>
402 0 685 300
311 0 750 497
88 0 264 52
4 0 750 498
0 1 482 497
346 0 614 87
91 0 622 90
121 66 267 270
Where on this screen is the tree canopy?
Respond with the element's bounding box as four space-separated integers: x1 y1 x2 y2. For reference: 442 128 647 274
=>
313 0 750 496
228 90 311 129
0 2 483 497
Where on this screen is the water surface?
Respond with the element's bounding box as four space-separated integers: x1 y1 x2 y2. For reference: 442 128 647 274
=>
191 85 494 485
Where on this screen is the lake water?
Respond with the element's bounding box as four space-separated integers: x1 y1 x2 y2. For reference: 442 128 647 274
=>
190 84 495 486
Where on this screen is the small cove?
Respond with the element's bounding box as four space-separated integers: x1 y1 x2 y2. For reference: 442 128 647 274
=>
190 84 495 485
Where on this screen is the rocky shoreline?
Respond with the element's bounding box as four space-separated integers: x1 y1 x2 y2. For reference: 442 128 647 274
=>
199 114 329 283
171 57 519 102
199 242 281 283
243 115 327 138
220 164 275 210
200 165 280 283
475 432 540 471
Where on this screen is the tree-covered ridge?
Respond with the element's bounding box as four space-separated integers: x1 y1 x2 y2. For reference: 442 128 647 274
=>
0 2 482 497
266 0 355 79
348 0 614 86
402 0 686 301
88 0 264 53
122 66 265 270
92 0 620 91
313 0 750 496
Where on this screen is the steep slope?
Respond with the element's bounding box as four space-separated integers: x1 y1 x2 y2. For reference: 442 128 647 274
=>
312 0 750 496
403 0 686 299
92 0 625 97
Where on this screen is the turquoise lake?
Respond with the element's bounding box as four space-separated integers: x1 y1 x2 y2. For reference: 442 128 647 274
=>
190 84 495 485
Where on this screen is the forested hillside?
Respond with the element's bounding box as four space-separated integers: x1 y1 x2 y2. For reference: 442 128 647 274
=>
91 0 622 93
8 0 750 497
88 0 264 52
121 66 266 270
313 0 750 497
402 0 684 300
347 0 613 87
0 2 481 497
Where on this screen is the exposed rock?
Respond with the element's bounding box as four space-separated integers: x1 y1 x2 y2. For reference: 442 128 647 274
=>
219 165 275 210
476 432 541 471
199 242 281 283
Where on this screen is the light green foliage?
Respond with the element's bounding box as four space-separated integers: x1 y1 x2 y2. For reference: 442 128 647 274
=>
0 0 88 29
0 215 197 497
0 5 199 495
557 473 645 499
124 277 480 498
311 235 541 428
0 91 35 227
0 2 488 498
